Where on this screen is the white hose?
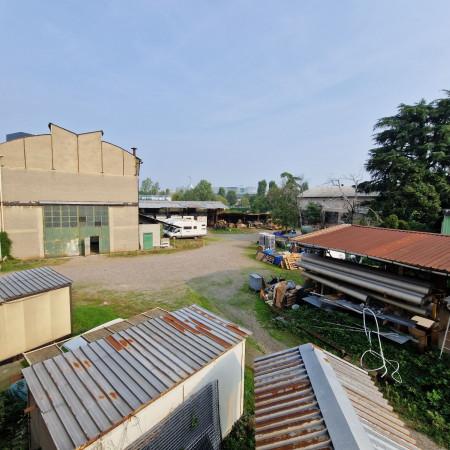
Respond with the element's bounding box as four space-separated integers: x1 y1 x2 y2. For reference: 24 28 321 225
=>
360 307 402 383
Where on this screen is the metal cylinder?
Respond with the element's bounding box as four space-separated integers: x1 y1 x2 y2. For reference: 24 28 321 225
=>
300 258 425 305
303 254 430 295
304 271 368 302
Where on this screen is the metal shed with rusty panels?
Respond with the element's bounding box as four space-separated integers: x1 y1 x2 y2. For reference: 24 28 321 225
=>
292 225 450 349
22 305 250 450
254 343 419 450
0 267 72 363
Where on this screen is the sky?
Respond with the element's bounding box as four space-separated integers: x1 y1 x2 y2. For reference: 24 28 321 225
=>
1 1 450 190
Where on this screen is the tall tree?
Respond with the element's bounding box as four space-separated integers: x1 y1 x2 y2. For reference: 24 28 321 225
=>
226 190 238 206
173 179 217 201
218 187 226 197
366 93 450 230
257 180 267 197
271 173 308 229
139 177 161 195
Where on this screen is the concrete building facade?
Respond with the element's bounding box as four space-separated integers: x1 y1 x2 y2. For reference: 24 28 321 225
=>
0 123 141 258
299 186 378 225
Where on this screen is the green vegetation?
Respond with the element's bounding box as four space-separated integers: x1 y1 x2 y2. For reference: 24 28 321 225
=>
0 256 66 273
0 390 27 450
303 201 323 225
226 190 238 206
72 286 219 334
139 177 170 196
108 237 207 257
172 179 222 202
0 232 12 259
366 92 450 231
254 301 450 447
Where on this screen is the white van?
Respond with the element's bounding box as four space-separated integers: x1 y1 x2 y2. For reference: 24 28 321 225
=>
163 219 207 239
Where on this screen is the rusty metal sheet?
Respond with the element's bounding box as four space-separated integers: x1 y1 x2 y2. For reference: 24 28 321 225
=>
254 344 419 450
294 225 450 274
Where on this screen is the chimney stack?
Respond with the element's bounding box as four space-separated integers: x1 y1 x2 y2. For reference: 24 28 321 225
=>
131 147 137 157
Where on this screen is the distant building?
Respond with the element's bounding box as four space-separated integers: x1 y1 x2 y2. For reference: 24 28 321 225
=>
214 186 257 197
0 123 141 258
299 186 378 224
139 199 228 226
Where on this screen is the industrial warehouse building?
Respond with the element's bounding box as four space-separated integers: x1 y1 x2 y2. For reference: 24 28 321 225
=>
23 305 250 450
0 123 141 258
0 267 72 362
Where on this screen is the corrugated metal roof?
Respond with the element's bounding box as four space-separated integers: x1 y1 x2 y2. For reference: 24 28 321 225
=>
293 225 450 274
23 305 250 450
0 267 72 303
254 344 419 450
300 186 378 199
139 200 228 210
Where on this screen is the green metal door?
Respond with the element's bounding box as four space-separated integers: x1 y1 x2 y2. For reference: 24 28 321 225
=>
143 232 153 250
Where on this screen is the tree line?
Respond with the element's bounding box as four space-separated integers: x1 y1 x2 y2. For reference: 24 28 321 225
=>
140 90 450 232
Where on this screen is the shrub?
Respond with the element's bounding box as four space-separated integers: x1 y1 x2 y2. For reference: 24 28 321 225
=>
0 231 12 258
383 214 399 229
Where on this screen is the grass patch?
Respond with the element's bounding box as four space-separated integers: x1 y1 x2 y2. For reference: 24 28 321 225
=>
107 238 207 258
209 228 256 234
72 286 220 334
0 257 66 273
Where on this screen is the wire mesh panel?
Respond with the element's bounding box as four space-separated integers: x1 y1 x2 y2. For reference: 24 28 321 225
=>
126 381 222 450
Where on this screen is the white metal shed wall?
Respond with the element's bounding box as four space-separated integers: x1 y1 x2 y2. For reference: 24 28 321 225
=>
85 340 245 449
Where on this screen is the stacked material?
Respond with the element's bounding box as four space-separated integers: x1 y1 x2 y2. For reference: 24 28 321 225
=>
300 253 431 315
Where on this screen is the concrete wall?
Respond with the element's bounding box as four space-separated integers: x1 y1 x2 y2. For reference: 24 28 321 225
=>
109 206 139 252
85 340 245 449
0 124 140 258
0 124 139 205
0 286 71 362
4 205 44 258
139 223 161 249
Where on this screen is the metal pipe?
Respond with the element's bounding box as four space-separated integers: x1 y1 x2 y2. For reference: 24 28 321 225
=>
302 254 430 294
370 294 429 316
304 271 428 315
304 271 368 302
300 259 425 305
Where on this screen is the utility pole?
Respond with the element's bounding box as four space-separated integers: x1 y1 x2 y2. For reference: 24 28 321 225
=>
0 155 4 268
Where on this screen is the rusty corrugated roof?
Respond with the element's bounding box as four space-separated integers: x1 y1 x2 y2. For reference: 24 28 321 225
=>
23 305 250 450
254 344 419 450
293 225 450 273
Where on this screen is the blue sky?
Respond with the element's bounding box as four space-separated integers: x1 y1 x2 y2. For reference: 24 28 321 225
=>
1 1 449 189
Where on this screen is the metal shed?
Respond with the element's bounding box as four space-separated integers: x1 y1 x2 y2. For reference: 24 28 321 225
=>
254 343 419 450
23 304 250 450
0 267 72 362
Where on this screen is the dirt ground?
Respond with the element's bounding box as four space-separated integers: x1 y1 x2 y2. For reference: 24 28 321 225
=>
57 233 443 450
59 234 258 292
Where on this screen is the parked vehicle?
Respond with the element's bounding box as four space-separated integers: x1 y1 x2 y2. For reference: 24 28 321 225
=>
163 219 207 238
